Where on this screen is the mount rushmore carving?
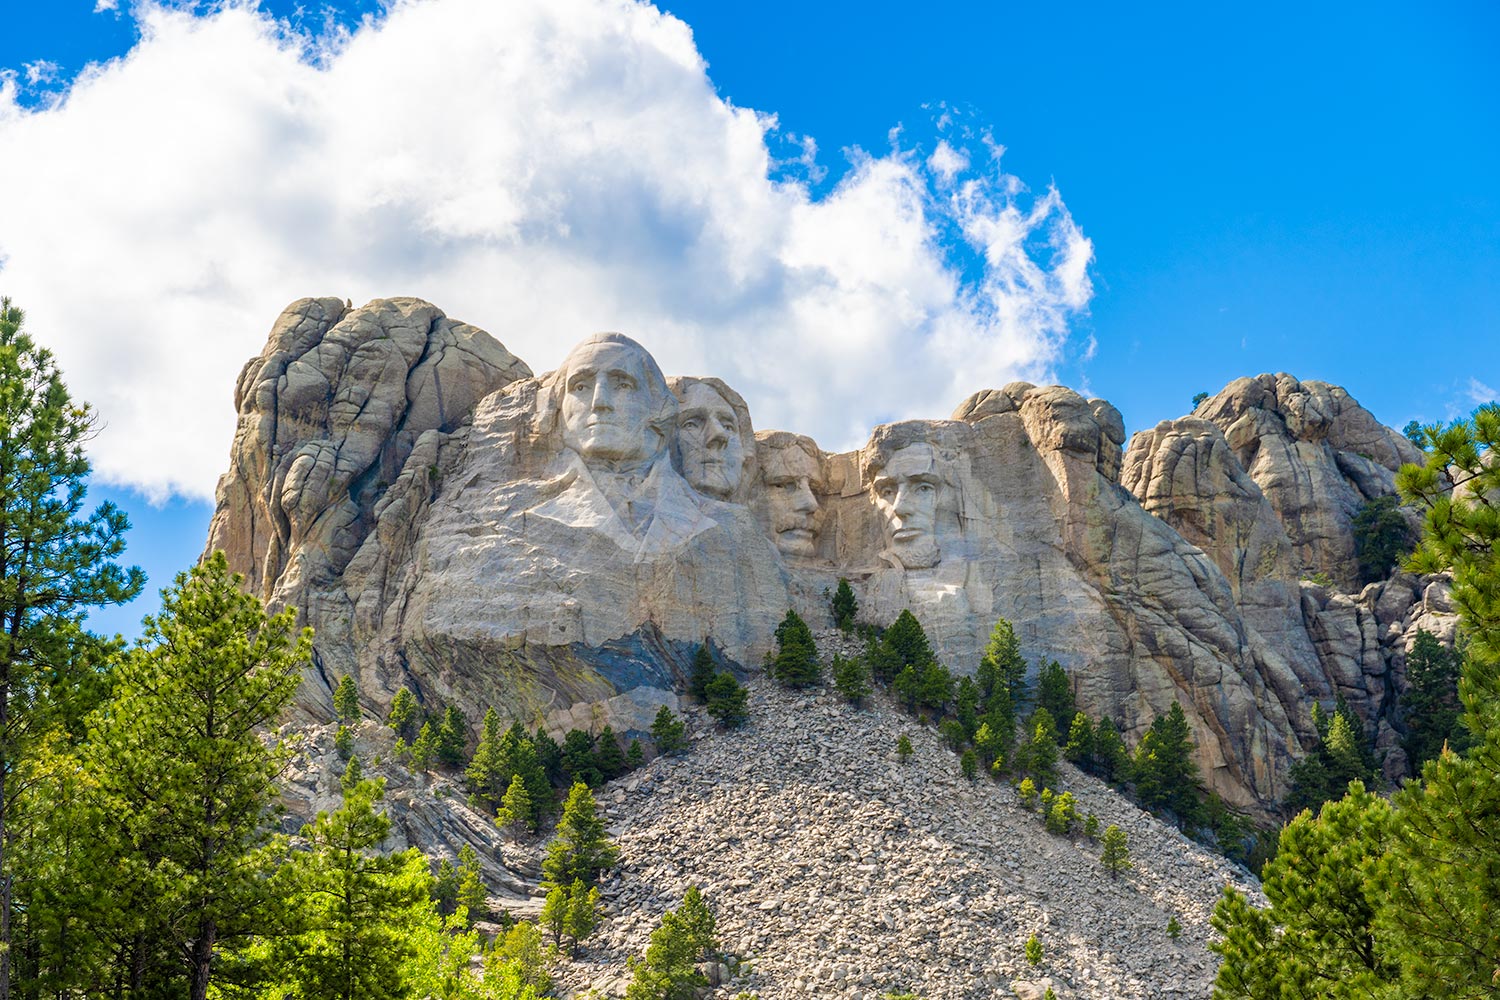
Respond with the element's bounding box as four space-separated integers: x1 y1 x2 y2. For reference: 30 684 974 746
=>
207 297 1449 815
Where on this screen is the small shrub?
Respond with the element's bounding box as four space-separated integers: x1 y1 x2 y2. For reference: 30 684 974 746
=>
1167 915 1182 940
1025 932 1043 966
896 733 914 764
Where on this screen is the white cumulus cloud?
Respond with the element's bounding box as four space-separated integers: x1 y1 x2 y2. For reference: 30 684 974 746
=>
0 0 1093 502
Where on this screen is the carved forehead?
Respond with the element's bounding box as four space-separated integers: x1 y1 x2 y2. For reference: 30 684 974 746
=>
762 444 821 482
680 381 737 415
564 340 649 379
873 443 938 482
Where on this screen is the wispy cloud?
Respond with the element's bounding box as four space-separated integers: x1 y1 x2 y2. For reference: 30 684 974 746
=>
23 60 59 86
1468 377 1497 405
0 0 1093 502
94 0 120 13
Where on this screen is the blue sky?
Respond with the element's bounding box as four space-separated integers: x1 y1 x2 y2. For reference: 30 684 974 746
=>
2 0 1496 637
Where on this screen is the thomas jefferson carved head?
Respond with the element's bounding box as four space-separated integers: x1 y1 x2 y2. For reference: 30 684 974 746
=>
545 334 677 469
672 378 752 500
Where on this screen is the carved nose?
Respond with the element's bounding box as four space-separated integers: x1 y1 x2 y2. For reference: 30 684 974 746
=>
793 481 818 513
893 486 917 516
590 381 614 411
705 421 729 449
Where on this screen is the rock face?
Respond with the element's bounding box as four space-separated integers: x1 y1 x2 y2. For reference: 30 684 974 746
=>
209 298 1451 815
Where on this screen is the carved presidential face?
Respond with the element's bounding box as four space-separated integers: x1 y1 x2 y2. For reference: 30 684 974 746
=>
871 443 941 569
560 341 660 464
761 443 822 558
677 382 745 499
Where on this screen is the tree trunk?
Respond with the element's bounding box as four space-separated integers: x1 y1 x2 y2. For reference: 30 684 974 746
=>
188 917 216 1000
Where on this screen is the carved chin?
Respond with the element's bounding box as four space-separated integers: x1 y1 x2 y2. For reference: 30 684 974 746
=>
775 527 817 558
687 464 735 499
891 537 940 569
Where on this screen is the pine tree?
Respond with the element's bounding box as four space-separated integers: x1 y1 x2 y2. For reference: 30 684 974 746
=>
466 707 507 803
627 738 645 770
455 843 488 923
497 774 536 836
563 879 602 956
704 673 749 729
954 676 980 738
542 783 620 889
1083 812 1100 840
772 609 820 687
333 674 361 723
334 724 354 761
1100 825 1132 880
86 553 306 1000
832 653 872 706
831 578 859 632
1017 777 1038 811
276 777 435 1000
688 643 717 702
1210 783 1395 994
341 755 364 793
960 749 978 781
1064 711 1095 770
386 686 419 742
407 721 438 771
1036 659 1075 736
1132 702 1201 825
436 706 467 767
884 610 935 673
1025 933 1043 966
0 298 144 997
433 858 459 917
625 886 717 1000
1045 791 1079 835
533 726 565 787
650 705 688 754
594 725 628 781
1093 716 1128 785
1016 708 1059 787
562 729 603 787
980 617 1027 702
1401 628 1471 771
896 734 914 764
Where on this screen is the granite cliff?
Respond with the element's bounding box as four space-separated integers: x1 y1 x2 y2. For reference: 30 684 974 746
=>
208 297 1452 815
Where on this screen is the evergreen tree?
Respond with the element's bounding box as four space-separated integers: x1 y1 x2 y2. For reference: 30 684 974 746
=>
433 858 459 917
939 719 967 750
896 734 914 764
893 664 921 714
533 726 565 787
0 297 145 996
1211 783 1396 995
340 754 364 793
960 749 978 781
1100 825 1132 880
386 686 419 742
1025 933 1043 966
86 553 305 1000
1131 702 1201 825
333 674 361 723
1064 711 1095 770
1284 700 1377 817
562 729 603 788
1016 708 1059 787
542 783 620 889
1401 627 1470 771
917 661 954 715
455 843 488 922
465 707 507 803
688 643 717 702
980 617 1028 703
627 738 645 770
334 724 354 761
868 632 903 686
832 653 872 706
1045 791 1079 835
978 689 1017 773
436 705 467 767
563 879 602 956
704 672 748 729
831 577 859 632
1035 659 1075 736
594 725 628 781
650 705 688 754
772 609 820 687
1351 494 1414 585
1083 812 1100 840
973 722 1002 771
407 721 438 771
497 774 536 836
884 610 935 674
276 777 435 1000
954 676 980 739
1092 717 1128 785
1017 777 1038 811
625 886 717 1000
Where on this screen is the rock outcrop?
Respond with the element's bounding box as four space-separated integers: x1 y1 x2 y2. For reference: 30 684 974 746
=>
208 298 1453 815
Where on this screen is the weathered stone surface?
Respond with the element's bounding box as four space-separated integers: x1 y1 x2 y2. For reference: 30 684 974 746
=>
209 301 1455 814
1188 373 1422 589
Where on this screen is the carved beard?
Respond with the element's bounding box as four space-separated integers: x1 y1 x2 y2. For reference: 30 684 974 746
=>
890 536 940 570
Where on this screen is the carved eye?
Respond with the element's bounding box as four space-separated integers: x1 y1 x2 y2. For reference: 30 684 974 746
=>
917 482 936 494
682 417 702 431
568 375 592 393
612 374 636 391
878 486 895 501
